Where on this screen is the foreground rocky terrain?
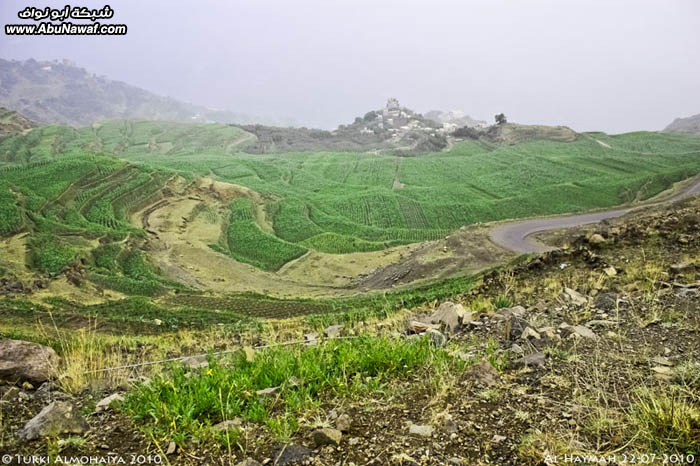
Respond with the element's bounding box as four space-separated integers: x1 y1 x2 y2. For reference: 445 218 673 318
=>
1 196 698 465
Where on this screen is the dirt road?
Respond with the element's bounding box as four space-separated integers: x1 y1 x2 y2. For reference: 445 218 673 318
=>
490 176 700 253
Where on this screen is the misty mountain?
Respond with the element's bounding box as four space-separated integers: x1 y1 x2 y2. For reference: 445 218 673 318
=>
0 58 292 127
664 113 700 135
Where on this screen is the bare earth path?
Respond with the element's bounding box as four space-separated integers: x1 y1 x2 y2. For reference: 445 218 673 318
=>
490 175 700 253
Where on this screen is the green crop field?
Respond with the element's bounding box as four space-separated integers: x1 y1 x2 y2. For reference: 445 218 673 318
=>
2 120 700 286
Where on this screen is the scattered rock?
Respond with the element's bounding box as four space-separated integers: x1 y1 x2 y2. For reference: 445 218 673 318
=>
492 434 507 443
181 355 208 370
493 305 526 321
563 288 588 306
256 386 279 396
562 325 597 340
0 339 59 385
153 319 163 326
213 418 242 431
462 359 500 386
304 332 318 343
594 293 618 311
18 400 89 440
652 365 673 380
652 356 673 367
586 320 618 328
34 382 70 404
520 327 541 340
509 343 524 355
95 393 124 413
588 233 606 245
336 414 352 432
513 352 546 369
504 317 533 341
426 328 447 347
408 423 433 437
236 459 262 466
166 441 177 455
604 266 617 277
430 302 471 334
537 327 557 339
670 263 693 274
407 320 437 333
324 325 344 338
311 427 342 447
272 444 312 466
442 416 458 434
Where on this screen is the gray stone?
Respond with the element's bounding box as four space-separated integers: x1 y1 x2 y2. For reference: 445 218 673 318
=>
563 288 588 306
336 414 352 432
462 358 500 386
513 352 546 369
312 427 342 447
0 339 59 385
670 263 693 274
594 293 618 311
505 317 532 341
95 393 124 413
588 234 606 244
563 325 597 340
34 382 71 404
166 441 176 455
407 320 438 334
18 400 88 440
409 423 434 437
324 325 344 338
236 459 262 466
430 302 471 334
520 327 541 340
181 355 208 370
443 417 458 434
272 444 312 466
256 386 279 396
212 418 242 431
426 328 447 347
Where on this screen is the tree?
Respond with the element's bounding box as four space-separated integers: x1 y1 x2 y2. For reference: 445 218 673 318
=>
495 113 507 125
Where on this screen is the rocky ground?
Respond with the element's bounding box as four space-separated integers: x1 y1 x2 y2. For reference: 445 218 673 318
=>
1 198 699 465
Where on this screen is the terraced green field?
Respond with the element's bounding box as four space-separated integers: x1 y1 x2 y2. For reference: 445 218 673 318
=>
2 120 700 282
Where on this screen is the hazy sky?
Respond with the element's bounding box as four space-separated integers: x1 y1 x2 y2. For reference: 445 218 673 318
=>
2 0 699 132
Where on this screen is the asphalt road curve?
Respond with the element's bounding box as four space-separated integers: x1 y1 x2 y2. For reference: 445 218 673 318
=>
490 176 700 253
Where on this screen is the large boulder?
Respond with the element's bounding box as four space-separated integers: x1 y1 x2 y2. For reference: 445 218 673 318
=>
430 302 471 334
0 339 59 385
18 400 89 440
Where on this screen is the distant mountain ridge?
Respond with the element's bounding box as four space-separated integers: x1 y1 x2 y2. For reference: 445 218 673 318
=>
0 58 291 127
664 113 700 135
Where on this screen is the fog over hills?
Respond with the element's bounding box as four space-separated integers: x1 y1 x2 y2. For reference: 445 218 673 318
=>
664 113 700 135
0 58 295 127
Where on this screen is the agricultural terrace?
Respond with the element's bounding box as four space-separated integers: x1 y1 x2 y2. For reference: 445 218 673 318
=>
2 121 700 277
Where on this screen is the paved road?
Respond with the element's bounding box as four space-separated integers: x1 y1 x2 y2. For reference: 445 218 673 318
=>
490 176 700 253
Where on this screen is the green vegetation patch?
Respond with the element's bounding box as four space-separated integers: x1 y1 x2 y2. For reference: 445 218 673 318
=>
224 198 307 271
300 232 388 254
123 335 464 443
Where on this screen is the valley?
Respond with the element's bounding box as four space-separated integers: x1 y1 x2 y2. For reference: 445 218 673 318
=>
1 103 699 465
